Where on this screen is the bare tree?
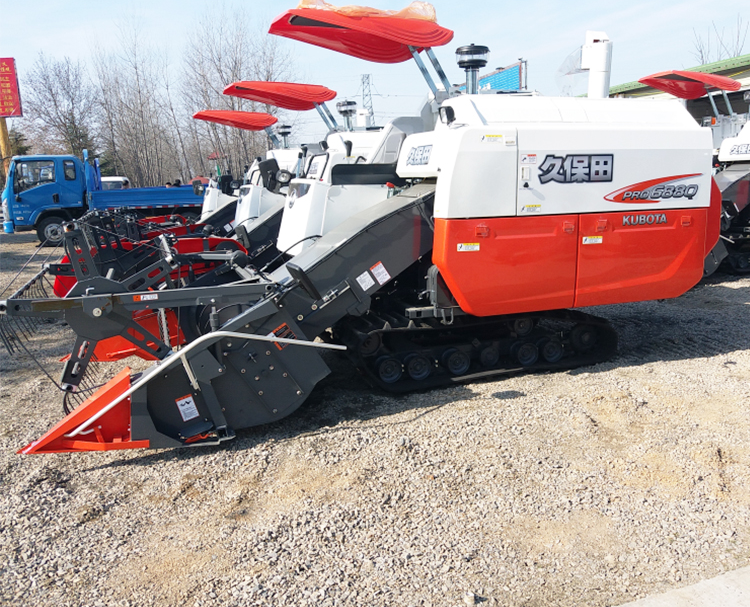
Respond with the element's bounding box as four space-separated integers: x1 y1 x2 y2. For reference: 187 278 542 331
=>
692 15 749 65
22 54 98 157
182 9 295 178
93 25 183 186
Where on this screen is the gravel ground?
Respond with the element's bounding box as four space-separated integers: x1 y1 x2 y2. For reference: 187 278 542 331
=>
1 231 750 607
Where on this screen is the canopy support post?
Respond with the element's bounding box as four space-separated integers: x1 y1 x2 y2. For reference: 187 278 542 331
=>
721 90 736 116
264 127 281 147
707 92 720 119
409 46 438 96
425 48 452 94
315 103 339 130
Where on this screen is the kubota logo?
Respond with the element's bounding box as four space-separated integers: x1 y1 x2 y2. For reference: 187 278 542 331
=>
604 174 701 203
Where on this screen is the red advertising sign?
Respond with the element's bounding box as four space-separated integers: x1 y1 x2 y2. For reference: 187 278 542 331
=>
0 58 22 117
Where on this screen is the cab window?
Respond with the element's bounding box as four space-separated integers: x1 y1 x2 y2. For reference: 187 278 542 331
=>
14 160 56 193
63 160 76 181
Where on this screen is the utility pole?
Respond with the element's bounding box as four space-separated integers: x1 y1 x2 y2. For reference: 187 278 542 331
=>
361 74 373 116
0 118 10 179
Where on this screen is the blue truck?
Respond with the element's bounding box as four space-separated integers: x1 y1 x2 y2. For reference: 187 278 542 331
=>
2 151 203 245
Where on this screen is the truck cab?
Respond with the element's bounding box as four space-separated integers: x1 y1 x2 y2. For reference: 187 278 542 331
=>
2 155 86 243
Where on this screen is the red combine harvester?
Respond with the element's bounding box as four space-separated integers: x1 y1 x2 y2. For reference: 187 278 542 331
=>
0 3 722 455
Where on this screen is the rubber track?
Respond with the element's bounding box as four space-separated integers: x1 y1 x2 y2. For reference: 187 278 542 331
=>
340 309 618 394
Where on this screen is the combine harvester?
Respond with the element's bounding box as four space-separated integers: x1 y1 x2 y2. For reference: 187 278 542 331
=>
636 69 747 274
1 2 722 454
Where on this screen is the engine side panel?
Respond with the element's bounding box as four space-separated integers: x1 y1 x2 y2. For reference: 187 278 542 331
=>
433 215 579 316
574 209 707 307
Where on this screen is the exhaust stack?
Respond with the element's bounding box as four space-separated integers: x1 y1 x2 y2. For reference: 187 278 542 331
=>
456 44 489 95
337 100 357 131
581 31 613 99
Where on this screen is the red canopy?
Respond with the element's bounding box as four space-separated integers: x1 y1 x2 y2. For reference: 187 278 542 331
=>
637 70 741 100
193 110 278 130
224 81 337 111
268 8 454 64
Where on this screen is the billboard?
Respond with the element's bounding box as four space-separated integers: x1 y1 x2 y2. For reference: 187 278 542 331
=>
0 58 23 117
459 60 527 93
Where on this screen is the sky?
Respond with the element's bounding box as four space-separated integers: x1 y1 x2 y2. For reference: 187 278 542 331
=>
1 0 748 143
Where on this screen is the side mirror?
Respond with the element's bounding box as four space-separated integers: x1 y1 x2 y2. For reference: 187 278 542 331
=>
52 193 60 203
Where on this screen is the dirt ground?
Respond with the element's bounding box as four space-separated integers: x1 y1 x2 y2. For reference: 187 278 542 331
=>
1 231 750 607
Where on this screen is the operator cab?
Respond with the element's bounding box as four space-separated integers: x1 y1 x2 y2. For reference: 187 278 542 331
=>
275 116 425 257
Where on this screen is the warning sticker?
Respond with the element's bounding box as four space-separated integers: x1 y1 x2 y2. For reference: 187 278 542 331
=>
267 323 297 350
457 243 480 252
134 293 158 302
175 394 200 422
582 236 603 245
356 270 376 292
370 262 391 285
481 134 504 143
520 154 537 164
521 204 541 213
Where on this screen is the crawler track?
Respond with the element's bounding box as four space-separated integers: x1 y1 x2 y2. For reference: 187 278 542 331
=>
336 308 618 393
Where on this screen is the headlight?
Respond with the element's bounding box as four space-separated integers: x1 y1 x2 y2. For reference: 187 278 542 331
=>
276 170 292 185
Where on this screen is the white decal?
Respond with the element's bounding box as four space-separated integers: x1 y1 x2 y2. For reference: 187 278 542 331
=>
356 270 376 292
175 394 200 422
521 204 541 213
520 154 537 164
135 293 158 302
370 262 391 285
582 236 603 245
482 134 503 143
457 243 480 252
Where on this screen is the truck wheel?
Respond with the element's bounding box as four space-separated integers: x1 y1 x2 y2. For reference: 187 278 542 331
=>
36 216 66 246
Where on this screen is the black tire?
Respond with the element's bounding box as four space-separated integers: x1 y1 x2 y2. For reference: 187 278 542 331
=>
376 356 402 384
359 332 381 356
441 348 471 376
36 215 66 246
570 324 597 352
539 338 564 363
479 345 500 367
512 317 534 336
512 341 539 366
405 353 432 381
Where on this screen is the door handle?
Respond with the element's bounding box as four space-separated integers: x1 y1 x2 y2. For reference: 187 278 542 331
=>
563 221 575 234
52 193 60 203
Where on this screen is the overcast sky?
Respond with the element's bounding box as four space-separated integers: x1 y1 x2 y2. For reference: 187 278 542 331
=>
1 0 748 142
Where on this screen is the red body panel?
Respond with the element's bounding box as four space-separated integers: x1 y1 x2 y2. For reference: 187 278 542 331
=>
18 368 148 454
574 209 706 307
433 216 579 316
434 202 715 316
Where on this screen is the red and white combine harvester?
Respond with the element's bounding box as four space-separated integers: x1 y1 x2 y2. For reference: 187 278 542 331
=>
0 3 722 455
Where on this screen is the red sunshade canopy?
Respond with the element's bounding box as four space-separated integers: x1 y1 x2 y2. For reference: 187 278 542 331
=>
193 110 278 130
223 81 337 111
268 8 454 64
637 70 741 100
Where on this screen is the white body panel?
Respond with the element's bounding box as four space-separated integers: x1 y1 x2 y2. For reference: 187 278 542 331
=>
234 149 301 229
718 121 750 163
201 182 237 220
276 117 425 256
398 95 712 220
